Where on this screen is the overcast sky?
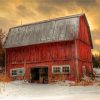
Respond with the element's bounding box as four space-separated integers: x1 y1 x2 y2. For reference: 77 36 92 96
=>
0 0 100 54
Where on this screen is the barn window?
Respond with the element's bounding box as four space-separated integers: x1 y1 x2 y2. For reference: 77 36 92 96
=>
12 70 17 76
52 66 61 74
10 68 25 77
52 65 70 74
62 65 70 73
53 67 60 73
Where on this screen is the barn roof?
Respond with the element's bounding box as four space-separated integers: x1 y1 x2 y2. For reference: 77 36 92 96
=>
4 13 92 48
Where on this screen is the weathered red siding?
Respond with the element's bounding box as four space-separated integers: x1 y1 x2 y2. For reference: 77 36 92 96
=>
76 16 93 79
6 41 77 82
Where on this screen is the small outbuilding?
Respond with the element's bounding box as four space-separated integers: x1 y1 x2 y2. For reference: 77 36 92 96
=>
4 13 93 83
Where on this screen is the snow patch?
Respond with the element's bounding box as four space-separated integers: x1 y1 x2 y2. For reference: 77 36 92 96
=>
0 80 100 100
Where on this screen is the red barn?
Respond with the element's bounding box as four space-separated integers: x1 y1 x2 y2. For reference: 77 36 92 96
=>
4 14 93 83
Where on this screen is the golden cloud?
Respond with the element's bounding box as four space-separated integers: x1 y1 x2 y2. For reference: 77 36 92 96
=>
92 49 100 55
94 39 100 46
0 0 100 53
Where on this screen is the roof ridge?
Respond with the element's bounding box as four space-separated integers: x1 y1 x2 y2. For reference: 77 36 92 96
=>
11 13 85 29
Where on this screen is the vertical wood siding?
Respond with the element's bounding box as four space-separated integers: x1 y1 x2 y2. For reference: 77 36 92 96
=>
6 41 75 65
6 41 76 81
77 16 93 79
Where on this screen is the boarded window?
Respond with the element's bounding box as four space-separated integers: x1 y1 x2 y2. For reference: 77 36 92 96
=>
10 68 25 77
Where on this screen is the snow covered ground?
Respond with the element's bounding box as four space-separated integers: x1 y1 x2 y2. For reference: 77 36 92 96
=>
0 81 100 100
93 68 100 78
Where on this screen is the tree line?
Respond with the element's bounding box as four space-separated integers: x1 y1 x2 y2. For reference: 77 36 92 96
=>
0 29 5 68
92 54 100 68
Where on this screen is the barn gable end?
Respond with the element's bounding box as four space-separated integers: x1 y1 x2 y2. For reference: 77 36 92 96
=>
79 14 93 48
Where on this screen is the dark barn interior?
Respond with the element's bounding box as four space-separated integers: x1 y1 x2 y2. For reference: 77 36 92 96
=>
30 67 48 84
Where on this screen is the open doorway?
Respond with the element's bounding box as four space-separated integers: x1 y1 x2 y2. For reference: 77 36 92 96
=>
30 67 48 84
31 68 39 82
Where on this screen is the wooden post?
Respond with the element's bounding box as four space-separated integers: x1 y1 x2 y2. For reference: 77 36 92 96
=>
75 40 79 82
4 49 6 77
23 60 26 80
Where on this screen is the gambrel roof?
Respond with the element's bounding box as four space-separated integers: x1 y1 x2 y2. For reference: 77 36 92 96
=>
4 13 92 48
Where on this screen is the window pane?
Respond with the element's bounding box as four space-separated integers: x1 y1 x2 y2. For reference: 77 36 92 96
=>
11 68 25 77
53 67 61 73
12 70 17 75
62 66 70 73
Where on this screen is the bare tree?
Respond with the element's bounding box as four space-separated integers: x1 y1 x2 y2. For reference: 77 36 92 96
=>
0 29 5 68
92 53 100 68
0 29 5 45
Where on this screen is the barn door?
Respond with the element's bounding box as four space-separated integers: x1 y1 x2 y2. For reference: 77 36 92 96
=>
30 67 48 83
39 68 48 84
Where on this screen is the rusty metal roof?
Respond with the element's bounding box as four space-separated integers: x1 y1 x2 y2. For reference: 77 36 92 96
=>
4 14 84 48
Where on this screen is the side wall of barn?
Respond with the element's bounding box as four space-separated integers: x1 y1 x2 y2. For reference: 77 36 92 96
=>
76 15 93 79
6 41 77 82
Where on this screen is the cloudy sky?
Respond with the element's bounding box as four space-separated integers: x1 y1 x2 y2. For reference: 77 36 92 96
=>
0 0 100 54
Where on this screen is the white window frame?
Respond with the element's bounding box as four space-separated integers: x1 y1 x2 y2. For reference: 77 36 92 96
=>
10 68 25 77
52 66 62 74
52 65 70 74
11 70 17 76
62 65 70 74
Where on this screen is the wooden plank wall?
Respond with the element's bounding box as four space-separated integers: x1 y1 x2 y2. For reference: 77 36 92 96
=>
6 41 75 65
77 16 93 78
6 41 76 81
